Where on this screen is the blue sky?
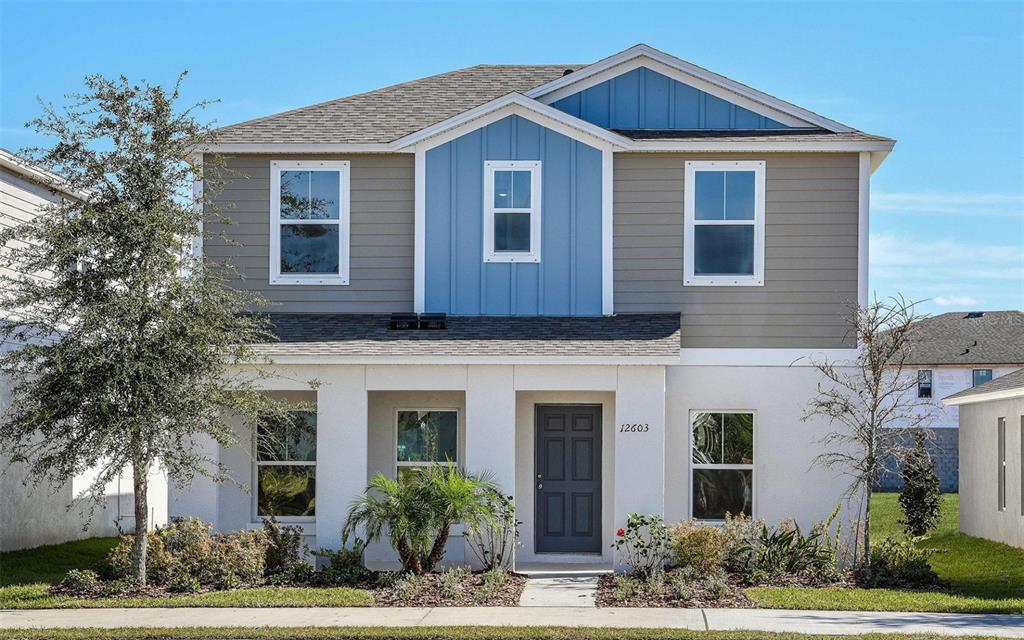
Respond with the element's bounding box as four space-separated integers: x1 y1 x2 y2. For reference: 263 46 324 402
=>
2 1 1021 314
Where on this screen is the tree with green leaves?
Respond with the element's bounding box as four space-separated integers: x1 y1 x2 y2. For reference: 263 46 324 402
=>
0 73 292 584
899 430 941 537
803 296 932 575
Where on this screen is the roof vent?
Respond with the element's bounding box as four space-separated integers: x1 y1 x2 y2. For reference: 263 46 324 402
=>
964 312 985 319
562 68 574 76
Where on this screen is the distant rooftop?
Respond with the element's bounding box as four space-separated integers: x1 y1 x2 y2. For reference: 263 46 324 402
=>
944 366 1024 404
905 311 1024 365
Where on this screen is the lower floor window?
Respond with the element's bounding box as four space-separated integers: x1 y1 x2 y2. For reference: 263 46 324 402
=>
691 411 754 520
256 411 317 517
396 409 458 482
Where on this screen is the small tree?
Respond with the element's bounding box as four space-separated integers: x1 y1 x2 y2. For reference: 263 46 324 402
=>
899 431 941 537
803 296 932 574
0 73 292 584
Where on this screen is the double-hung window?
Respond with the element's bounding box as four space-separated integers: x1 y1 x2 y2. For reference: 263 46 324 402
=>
395 409 458 482
691 411 754 520
483 161 541 263
270 160 350 285
917 370 933 398
684 160 765 286
973 369 993 387
256 411 316 519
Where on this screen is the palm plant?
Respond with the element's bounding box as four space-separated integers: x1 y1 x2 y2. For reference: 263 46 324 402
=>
343 462 499 574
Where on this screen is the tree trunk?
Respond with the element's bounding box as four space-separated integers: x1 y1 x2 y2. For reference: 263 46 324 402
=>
131 460 149 585
424 525 451 573
862 484 873 578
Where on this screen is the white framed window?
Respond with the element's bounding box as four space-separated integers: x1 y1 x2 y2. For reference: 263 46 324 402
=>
690 411 754 520
254 410 316 521
684 160 765 286
395 408 459 482
269 160 350 285
973 369 993 387
483 160 541 263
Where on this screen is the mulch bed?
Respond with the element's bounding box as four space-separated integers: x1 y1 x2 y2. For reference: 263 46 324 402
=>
370 571 526 607
595 571 753 608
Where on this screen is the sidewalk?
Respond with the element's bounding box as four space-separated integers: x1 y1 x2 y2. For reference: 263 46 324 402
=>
3 607 1024 637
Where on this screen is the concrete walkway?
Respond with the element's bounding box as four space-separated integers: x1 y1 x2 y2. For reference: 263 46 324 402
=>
518 576 598 607
3 607 1024 637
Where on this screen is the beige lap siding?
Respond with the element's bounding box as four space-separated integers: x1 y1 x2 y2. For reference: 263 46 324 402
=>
613 152 860 349
204 154 415 313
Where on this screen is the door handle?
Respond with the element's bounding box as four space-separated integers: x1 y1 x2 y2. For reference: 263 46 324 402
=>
537 483 543 490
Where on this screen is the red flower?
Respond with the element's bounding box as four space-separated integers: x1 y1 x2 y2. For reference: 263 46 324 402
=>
616 528 625 537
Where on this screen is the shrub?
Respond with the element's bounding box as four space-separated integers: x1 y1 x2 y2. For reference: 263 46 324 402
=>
667 519 728 574
440 565 469 599
899 431 942 537
702 571 729 600
97 530 173 584
57 569 99 595
207 529 266 589
467 490 520 570
720 513 764 574
613 513 669 578
611 575 639 602
344 462 499 574
98 577 138 597
168 573 201 594
868 536 940 587
262 517 307 579
475 567 509 603
729 507 844 583
314 541 369 587
393 572 420 602
671 575 693 601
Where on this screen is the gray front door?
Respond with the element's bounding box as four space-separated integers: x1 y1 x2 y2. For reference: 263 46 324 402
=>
535 405 602 553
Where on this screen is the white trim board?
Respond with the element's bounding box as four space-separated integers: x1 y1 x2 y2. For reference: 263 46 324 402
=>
525 44 854 133
680 348 860 367
943 387 1024 406
253 355 681 366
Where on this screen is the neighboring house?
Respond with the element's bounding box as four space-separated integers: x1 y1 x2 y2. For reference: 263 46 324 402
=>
0 148 167 551
944 368 1024 549
876 311 1024 493
170 44 896 569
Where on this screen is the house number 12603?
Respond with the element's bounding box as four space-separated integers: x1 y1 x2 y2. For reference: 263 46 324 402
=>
619 423 649 433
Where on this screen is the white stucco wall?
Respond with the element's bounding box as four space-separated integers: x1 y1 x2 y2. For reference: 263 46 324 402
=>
958 398 1024 548
665 363 861 534
892 366 1020 429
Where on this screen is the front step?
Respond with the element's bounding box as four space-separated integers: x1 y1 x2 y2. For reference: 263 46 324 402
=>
516 563 613 579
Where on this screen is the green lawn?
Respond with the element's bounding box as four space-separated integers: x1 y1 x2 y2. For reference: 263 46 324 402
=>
0 537 371 609
0 630 1012 640
748 492 1024 613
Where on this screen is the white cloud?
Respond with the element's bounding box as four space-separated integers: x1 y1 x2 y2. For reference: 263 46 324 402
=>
873 192 1024 217
934 296 978 307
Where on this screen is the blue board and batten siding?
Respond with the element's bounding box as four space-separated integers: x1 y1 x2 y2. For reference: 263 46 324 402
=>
425 115 603 316
552 67 791 130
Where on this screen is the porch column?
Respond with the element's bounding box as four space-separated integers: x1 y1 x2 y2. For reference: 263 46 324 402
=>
614 365 666 566
464 365 516 493
315 366 368 551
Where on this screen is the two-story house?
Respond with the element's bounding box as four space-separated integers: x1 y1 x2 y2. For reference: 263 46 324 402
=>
170 45 896 569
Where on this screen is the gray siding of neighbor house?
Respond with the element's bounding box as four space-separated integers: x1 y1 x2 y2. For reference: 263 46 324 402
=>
204 154 415 313
613 152 860 348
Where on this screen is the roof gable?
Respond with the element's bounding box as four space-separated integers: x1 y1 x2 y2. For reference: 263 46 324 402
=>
550 65 797 131
528 44 853 133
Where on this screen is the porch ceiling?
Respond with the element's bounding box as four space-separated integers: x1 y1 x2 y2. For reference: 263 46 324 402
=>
248 313 681 361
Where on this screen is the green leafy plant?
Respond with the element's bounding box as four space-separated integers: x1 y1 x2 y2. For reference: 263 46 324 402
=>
868 536 941 588
702 571 729 600
899 431 942 537
612 513 669 578
611 575 639 602
262 517 308 579
393 572 420 602
667 519 728 574
671 575 693 600
313 539 368 587
56 569 99 595
439 566 469 599
344 462 498 574
467 490 520 570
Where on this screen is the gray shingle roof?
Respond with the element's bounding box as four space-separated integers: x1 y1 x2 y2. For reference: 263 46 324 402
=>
215 65 581 145
250 313 681 359
905 311 1024 365
944 367 1024 402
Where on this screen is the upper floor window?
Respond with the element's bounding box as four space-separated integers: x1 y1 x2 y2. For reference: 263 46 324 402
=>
691 411 754 520
256 410 316 519
269 160 350 285
973 369 993 387
684 160 765 286
483 160 541 263
917 370 933 398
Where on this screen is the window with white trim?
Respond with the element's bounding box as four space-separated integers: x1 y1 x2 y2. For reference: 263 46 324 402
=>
973 369 993 387
684 160 765 286
270 160 350 285
483 161 541 263
256 411 316 519
691 411 754 520
395 409 458 482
